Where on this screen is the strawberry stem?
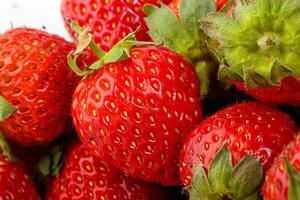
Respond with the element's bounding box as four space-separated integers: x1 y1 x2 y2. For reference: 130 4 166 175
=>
69 20 104 58
68 21 158 77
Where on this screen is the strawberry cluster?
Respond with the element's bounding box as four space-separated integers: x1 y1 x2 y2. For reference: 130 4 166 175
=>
0 0 299 200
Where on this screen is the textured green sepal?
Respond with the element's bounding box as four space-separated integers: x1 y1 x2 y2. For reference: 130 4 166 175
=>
0 96 15 121
144 4 194 56
201 0 300 87
38 143 65 177
228 155 263 199
208 143 232 194
188 165 214 200
145 0 215 58
0 133 15 161
285 159 300 200
188 144 262 200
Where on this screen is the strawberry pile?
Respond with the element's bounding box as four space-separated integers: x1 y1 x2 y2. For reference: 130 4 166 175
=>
0 0 299 199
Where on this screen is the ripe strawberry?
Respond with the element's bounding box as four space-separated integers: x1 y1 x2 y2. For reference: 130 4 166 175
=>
179 102 297 199
201 0 300 106
0 134 40 200
45 141 169 200
61 0 171 51
0 28 80 146
70 25 202 185
0 155 40 200
235 76 300 107
263 134 300 200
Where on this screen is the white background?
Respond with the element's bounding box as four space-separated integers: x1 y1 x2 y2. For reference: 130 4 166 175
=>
0 0 71 40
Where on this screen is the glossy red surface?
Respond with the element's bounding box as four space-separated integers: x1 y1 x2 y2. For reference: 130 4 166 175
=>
179 102 297 186
72 46 202 185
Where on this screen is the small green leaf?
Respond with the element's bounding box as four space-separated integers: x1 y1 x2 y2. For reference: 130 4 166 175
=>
144 4 194 55
229 155 263 199
0 96 15 121
208 144 233 194
0 133 14 161
243 67 270 88
188 165 214 200
270 61 292 85
200 13 242 46
285 159 300 200
218 64 243 82
179 0 215 42
38 153 51 177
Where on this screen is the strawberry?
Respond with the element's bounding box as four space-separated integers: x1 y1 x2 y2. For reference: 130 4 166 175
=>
69 22 202 185
179 102 297 199
61 0 171 51
235 76 300 107
0 134 40 199
45 141 169 200
201 0 300 106
0 28 80 146
263 134 300 200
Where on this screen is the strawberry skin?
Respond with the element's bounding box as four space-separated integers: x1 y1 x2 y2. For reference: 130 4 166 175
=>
61 0 171 51
0 28 79 146
179 102 297 187
235 76 300 107
263 135 300 200
72 46 202 185
0 155 40 199
46 141 168 200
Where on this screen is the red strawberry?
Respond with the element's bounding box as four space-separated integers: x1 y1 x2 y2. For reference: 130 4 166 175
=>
201 0 300 106
0 28 80 146
235 76 300 107
0 134 40 200
45 141 169 200
61 0 171 51
263 134 300 200
179 102 297 199
69 24 202 185
0 155 40 200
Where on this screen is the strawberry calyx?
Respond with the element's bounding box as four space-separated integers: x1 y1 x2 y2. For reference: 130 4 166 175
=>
144 0 218 97
37 141 65 178
0 133 15 161
0 95 15 121
68 21 157 77
188 144 262 200
285 158 300 200
201 0 300 88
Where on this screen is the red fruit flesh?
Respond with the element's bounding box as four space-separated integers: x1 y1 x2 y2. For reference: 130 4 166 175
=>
179 102 297 186
263 135 300 200
61 0 171 51
235 76 300 106
72 46 202 185
0 155 40 200
0 28 79 146
45 141 168 200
